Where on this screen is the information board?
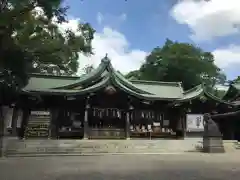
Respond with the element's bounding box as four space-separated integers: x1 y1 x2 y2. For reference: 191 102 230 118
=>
186 114 204 132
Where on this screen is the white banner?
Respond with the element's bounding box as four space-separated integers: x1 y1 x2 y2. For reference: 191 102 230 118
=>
186 114 204 132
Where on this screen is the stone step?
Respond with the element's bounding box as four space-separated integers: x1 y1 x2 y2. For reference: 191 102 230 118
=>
222 140 239 152
4 139 203 156
28 121 50 123
235 142 240 149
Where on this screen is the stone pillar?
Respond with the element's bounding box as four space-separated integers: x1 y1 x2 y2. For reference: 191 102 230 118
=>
11 107 18 137
125 112 130 140
83 103 90 140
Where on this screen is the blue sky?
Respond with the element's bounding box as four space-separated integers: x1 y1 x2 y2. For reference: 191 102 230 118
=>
62 0 240 80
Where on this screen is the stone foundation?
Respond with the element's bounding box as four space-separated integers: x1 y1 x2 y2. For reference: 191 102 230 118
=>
203 137 225 153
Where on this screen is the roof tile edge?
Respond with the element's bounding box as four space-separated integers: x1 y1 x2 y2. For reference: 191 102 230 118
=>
130 79 182 87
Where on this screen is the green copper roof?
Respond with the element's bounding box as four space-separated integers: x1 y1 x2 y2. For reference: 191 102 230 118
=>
24 74 77 90
222 82 240 101
22 56 213 101
22 76 110 95
172 84 237 107
130 80 183 99
175 85 203 102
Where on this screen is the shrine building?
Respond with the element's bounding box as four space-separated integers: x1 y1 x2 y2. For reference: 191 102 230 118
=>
3 56 240 140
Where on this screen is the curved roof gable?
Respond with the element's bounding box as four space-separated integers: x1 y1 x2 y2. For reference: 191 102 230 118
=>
22 56 195 101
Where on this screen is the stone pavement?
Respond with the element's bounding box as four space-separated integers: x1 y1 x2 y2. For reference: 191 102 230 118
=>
0 153 240 180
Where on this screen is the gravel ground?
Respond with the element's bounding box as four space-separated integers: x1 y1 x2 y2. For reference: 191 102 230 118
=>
0 153 240 180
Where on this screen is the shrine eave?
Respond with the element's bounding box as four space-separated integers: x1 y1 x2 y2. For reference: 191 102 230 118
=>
173 84 238 107
222 82 240 101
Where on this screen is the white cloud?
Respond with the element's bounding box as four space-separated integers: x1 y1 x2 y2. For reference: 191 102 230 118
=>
212 45 240 69
97 12 104 25
32 7 145 75
119 13 127 21
57 17 147 75
171 0 240 41
74 12 145 75
57 18 81 35
170 0 240 75
96 13 127 27
78 27 147 75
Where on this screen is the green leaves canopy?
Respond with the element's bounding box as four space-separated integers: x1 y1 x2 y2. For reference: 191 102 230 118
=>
0 0 95 103
126 39 226 90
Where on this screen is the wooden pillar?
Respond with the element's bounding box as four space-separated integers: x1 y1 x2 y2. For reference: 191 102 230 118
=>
125 112 130 140
20 108 30 139
11 107 18 137
0 106 5 157
228 120 235 140
50 109 58 139
181 113 186 138
1 106 12 136
83 99 90 140
126 105 133 140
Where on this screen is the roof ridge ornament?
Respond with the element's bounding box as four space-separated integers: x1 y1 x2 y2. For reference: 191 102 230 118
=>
101 53 111 63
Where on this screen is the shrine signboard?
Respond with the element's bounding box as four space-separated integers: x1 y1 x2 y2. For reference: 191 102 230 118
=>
186 114 204 132
26 110 51 138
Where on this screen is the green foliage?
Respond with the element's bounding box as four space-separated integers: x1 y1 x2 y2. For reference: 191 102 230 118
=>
0 0 95 103
232 76 240 83
126 39 226 90
82 64 95 74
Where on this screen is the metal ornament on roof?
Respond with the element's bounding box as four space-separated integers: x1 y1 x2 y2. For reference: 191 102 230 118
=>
104 85 117 95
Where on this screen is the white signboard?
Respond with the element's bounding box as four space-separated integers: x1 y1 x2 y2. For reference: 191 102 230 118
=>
186 114 204 132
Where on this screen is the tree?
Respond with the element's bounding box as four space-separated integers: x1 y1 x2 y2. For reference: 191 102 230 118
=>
232 76 240 83
0 0 95 91
14 7 95 76
82 64 95 74
126 39 226 90
0 0 95 156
